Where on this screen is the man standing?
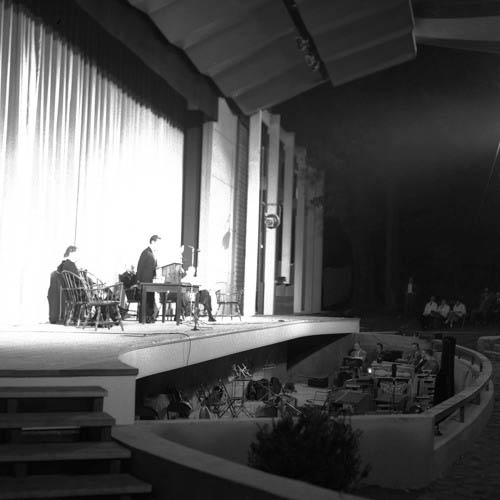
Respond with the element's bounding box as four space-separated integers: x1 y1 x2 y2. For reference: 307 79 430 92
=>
137 235 161 322
403 277 416 318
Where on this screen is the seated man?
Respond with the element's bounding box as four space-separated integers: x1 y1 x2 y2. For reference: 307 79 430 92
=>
445 299 466 327
181 266 216 322
405 342 422 366
349 341 367 362
421 296 438 329
430 299 450 329
416 349 439 374
369 342 385 364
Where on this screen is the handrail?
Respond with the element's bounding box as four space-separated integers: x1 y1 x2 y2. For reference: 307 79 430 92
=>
429 341 492 426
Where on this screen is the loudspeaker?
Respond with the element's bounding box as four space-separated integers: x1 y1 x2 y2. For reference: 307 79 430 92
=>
433 336 456 405
391 363 397 378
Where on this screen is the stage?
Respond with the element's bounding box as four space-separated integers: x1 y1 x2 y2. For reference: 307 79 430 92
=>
0 315 359 424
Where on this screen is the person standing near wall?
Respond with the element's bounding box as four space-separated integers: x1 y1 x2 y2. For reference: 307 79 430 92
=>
403 276 417 319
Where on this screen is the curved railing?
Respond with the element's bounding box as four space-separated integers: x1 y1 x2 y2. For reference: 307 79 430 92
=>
429 342 492 428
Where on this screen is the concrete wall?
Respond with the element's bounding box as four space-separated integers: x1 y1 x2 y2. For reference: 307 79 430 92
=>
113 423 367 500
142 416 435 489
119 319 359 380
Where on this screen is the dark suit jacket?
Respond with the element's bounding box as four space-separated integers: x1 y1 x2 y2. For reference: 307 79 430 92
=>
136 247 157 283
56 259 79 275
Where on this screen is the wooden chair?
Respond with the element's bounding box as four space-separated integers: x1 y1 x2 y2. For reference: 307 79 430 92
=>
215 289 243 320
415 372 436 410
305 390 331 409
61 271 124 331
60 271 87 326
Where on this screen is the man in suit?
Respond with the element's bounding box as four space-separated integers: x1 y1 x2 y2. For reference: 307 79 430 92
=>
137 235 161 322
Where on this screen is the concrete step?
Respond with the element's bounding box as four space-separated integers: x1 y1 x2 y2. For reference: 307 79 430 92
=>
0 386 107 399
0 412 114 429
493 344 500 352
0 386 107 413
0 473 152 499
0 440 130 462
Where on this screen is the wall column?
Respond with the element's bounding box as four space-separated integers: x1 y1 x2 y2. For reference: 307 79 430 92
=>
293 147 307 313
263 114 281 315
280 131 295 283
243 111 262 316
312 172 324 312
197 121 214 279
304 173 315 313
181 114 203 268
303 170 324 313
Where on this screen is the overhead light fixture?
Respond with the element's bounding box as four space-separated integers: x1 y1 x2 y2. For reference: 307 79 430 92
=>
295 35 321 73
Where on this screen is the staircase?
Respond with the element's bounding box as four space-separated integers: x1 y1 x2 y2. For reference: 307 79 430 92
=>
0 386 151 499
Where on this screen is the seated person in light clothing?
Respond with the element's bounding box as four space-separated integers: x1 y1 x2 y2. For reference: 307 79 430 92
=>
349 341 367 361
430 299 450 328
445 299 466 327
421 296 438 329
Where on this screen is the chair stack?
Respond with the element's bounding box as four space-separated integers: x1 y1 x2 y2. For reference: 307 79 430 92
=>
0 385 151 499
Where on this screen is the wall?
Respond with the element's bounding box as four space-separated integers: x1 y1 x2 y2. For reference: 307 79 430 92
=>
113 423 366 500
198 99 240 291
150 415 434 488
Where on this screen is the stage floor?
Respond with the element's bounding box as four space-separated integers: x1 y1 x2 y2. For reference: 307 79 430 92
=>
0 315 359 377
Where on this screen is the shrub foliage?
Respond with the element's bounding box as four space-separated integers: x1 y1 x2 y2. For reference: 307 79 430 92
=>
248 407 369 491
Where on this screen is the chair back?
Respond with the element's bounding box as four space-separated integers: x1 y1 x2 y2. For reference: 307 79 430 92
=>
215 289 243 305
60 271 87 303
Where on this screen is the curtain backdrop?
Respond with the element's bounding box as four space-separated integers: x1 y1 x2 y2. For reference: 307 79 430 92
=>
0 0 184 323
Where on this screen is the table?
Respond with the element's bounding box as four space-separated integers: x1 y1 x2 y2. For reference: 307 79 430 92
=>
139 283 199 325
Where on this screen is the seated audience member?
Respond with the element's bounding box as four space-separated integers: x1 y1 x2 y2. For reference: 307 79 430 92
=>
405 342 422 366
416 349 439 374
471 287 495 326
349 341 367 361
445 299 467 327
421 296 438 329
430 299 450 328
182 266 216 322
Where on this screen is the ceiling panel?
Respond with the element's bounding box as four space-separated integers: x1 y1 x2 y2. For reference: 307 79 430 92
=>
129 0 417 114
296 0 416 86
